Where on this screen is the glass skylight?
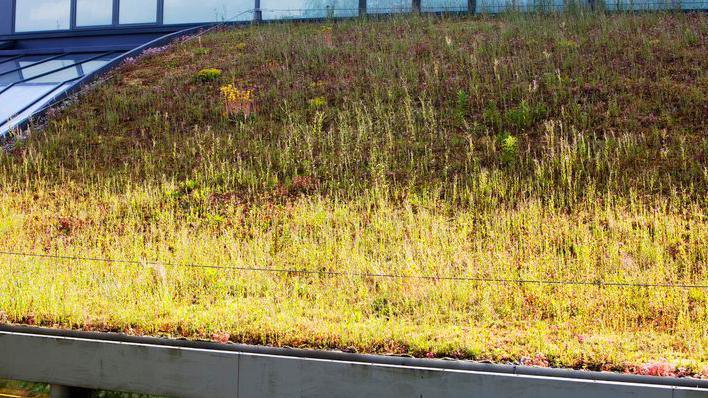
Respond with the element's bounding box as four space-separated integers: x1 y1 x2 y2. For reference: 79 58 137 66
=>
0 53 119 136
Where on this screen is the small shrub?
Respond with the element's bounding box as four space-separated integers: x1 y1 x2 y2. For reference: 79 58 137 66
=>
455 90 469 123
371 297 394 318
192 47 211 56
558 39 579 49
308 96 327 109
195 68 222 83
683 29 699 46
498 132 519 166
505 100 547 131
483 101 502 131
505 101 532 130
166 179 200 200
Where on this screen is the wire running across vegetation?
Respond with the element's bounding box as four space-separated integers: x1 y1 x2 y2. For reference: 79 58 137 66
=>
1 250 705 289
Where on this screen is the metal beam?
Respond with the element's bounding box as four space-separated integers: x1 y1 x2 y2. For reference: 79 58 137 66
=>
157 0 165 25
254 0 263 22
0 0 12 36
70 0 77 30
0 328 706 398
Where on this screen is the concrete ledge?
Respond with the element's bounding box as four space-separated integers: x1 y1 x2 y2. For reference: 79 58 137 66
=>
0 327 706 398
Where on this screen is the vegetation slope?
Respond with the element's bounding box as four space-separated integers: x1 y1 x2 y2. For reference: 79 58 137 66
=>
1 12 706 375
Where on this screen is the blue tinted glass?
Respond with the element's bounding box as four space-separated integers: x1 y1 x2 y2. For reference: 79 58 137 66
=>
79 58 113 75
368 0 412 13
476 0 563 12
0 84 60 122
15 0 71 32
0 61 21 76
76 0 114 26
18 54 98 83
0 56 56 84
261 0 359 19
164 0 253 23
422 0 467 11
604 0 681 10
0 54 119 133
0 82 73 129
120 0 158 24
0 71 21 85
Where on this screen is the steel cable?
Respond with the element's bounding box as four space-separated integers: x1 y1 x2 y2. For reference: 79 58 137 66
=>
1 250 705 289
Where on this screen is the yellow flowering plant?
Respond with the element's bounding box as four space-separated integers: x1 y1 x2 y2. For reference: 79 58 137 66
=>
220 83 255 120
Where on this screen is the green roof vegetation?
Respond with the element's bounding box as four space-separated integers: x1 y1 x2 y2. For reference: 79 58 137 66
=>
1 12 706 376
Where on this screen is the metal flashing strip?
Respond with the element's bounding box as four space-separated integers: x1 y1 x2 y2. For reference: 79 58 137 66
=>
2 324 706 389
0 325 706 398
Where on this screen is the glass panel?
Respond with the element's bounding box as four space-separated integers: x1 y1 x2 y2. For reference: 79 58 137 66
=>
476 0 564 12
0 71 21 85
604 0 679 10
18 54 97 83
0 60 21 75
477 0 509 12
261 0 359 19
422 0 467 11
76 0 114 26
20 60 80 83
79 58 114 75
164 0 253 23
0 84 60 122
14 0 71 32
367 0 412 13
0 56 56 84
119 0 158 24
0 82 73 130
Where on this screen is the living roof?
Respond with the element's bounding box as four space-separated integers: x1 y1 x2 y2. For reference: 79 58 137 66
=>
0 12 706 376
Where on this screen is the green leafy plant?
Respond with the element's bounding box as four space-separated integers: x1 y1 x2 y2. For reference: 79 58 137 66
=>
505 100 548 131
308 96 327 109
192 47 211 56
194 68 222 82
498 132 519 166
455 89 469 123
483 101 502 131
